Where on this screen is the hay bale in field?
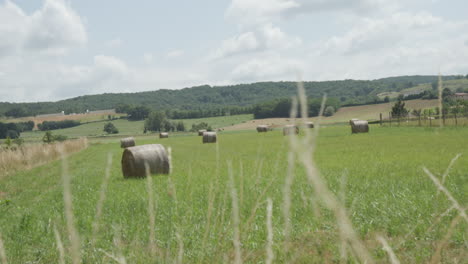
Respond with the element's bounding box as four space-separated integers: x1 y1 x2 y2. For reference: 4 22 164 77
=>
159 132 169 139
305 122 314 128
256 125 269 132
198 129 207 136
202 132 217 143
120 137 135 148
351 120 369 134
283 125 299 135
121 144 169 178
349 118 359 126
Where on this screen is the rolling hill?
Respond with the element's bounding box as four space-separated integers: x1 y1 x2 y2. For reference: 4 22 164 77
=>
1 75 465 117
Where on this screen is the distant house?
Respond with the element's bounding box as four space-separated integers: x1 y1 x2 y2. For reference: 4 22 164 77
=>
452 93 468 100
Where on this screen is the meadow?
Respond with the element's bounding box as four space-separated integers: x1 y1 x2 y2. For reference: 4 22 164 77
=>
0 125 466 263
19 114 254 142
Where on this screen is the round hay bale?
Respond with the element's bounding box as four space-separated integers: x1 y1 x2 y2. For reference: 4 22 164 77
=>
121 144 170 178
159 132 169 139
203 132 217 143
305 122 314 128
351 120 369 134
283 125 299 135
198 129 207 136
120 137 135 148
256 125 269 133
349 118 359 126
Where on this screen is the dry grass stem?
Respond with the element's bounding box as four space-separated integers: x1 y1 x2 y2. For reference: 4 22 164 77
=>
53 226 65 264
265 198 274 264
438 72 443 128
0 233 7 264
91 153 113 245
176 231 184 264
441 153 461 187
290 82 374 264
423 167 468 222
377 235 400 264
339 171 348 263
429 215 461 264
60 149 81 264
282 150 295 244
228 161 242 264
145 163 159 258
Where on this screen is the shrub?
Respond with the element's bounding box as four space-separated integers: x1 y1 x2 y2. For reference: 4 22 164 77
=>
38 120 80 131
324 106 335 117
190 122 212 132
42 131 68 143
103 122 119 134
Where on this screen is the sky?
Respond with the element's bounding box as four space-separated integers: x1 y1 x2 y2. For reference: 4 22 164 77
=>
0 0 467 102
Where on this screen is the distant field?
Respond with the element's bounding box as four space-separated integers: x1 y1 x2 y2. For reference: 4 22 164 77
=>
20 114 253 141
0 111 125 128
224 99 439 131
0 126 466 263
377 78 468 99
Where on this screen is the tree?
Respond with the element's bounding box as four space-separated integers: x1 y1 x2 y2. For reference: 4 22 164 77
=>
103 122 119 134
384 96 390 103
145 111 167 132
5 107 27 118
323 106 335 117
43 131 54 143
127 106 151 121
391 98 408 118
6 130 19 139
176 121 185 132
466 74 468 79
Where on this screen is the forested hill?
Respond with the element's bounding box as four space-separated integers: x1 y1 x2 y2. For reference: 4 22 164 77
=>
0 75 461 116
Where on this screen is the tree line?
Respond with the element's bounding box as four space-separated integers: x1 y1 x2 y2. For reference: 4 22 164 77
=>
2 75 461 118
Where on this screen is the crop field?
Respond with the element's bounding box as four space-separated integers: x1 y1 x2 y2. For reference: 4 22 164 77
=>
0 112 124 126
19 114 254 142
0 125 466 263
224 100 440 131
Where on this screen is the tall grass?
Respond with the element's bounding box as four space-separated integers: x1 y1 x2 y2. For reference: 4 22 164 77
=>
0 85 466 262
0 138 88 177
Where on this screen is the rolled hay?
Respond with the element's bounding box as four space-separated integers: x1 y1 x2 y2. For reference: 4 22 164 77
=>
305 122 314 128
283 125 299 136
256 125 269 132
202 132 217 143
120 137 135 148
198 129 207 136
349 118 359 126
351 120 369 134
159 132 169 139
121 144 170 178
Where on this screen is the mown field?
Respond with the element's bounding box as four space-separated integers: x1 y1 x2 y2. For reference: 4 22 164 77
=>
0 125 466 263
19 114 253 142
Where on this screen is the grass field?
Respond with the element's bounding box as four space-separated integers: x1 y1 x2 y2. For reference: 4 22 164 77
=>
19 114 253 142
0 112 125 126
0 125 466 263
224 99 440 131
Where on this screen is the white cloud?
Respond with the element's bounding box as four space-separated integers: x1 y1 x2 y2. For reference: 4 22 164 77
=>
316 12 443 56
231 54 303 82
211 31 259 59
226 0 402 27
0 0 86 57
166 49 184 58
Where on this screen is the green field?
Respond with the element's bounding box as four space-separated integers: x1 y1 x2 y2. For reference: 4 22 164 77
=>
0 125 466 263
19 114 253 142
